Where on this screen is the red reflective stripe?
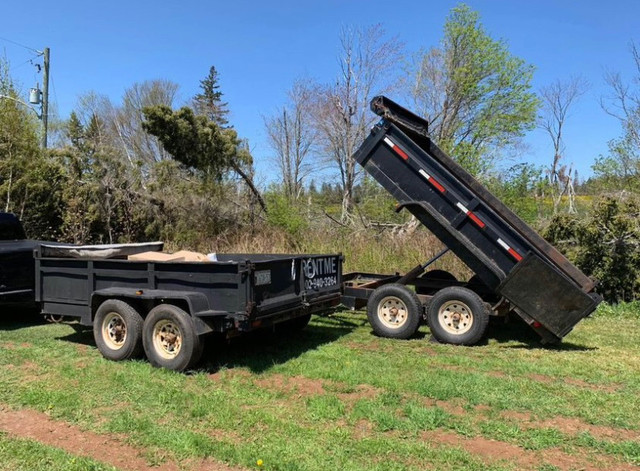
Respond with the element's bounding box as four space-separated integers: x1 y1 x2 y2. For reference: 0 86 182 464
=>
429 178 446 193
508 248 523 262
467 211 485 228
392 145 409 160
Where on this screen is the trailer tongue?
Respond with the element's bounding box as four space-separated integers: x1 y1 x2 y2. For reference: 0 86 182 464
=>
349 96 601 344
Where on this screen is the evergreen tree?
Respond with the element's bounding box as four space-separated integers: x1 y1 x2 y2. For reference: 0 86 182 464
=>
193 66 229 127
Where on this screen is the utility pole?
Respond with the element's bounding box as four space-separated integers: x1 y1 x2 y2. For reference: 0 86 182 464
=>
41 47 50 149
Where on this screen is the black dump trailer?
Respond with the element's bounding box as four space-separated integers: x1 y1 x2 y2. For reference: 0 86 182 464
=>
343 96 601 345
35 244 342 371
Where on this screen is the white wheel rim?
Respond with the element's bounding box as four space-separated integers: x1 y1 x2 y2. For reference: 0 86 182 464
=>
102 312 127 350
438 300 474 335
377 296 409 329
153 320 183 359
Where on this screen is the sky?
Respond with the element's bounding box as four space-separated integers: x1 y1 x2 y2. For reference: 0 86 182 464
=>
1 0 639 186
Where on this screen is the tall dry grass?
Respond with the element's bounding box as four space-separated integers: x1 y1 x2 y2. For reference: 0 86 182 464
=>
183 225 472 280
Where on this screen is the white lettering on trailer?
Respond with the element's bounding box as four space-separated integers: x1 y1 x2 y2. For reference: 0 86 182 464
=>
303 257 338 290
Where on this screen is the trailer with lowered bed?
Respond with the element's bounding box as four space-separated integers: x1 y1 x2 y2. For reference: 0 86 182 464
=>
34 243 342 371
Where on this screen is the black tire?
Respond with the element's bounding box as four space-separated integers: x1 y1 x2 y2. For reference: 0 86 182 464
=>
415 270 457 295
142 304 203 371
367 284 422 339
277 313 312 333
427 286 489 345
93 299 144 361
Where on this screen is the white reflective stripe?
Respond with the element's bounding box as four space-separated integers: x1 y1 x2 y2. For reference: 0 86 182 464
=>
383 137 394 148
418 169 431 180
456 202 469 214
497 238 510 251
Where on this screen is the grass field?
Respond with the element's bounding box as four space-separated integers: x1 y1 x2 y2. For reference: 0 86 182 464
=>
0 303 638 471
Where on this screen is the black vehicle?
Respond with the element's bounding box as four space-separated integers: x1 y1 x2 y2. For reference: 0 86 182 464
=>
0 213 41 308
342 96 601 345
35 244 342 371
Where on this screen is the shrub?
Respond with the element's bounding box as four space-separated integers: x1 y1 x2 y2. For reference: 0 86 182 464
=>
544 196 640 302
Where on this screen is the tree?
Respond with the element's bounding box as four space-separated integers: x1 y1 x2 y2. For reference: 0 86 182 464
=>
193 66 229 127
313 24 403 221
539 77 589 213
113 80 179 167
57 110 152 244
264 80 316 201
545 196 640 303
142 105 266 212
408 4 538 176
597 42 640 191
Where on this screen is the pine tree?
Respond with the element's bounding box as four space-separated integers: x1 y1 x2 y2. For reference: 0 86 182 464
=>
193 66 229 127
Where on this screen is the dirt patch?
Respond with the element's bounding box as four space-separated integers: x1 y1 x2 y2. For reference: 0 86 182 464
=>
486 370 507 379
421 430 636 470
527 373 552 383
526 373 620 393
353 419 375 440
0 406 248 471
501 410 533 422
564 377 621 393
75 344 89 354
254 374 326 397
337 384 382 404
418 397 467 416
499 410 639 442
208 368 252 382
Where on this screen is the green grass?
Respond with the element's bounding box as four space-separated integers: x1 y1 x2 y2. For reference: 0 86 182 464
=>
0 304 638 470
0 434 116 471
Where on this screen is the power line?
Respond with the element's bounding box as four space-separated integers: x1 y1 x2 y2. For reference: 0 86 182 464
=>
0 36 41 54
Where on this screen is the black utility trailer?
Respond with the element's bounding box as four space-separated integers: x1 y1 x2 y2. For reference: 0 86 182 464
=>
35 244 342 371
343 96 601 345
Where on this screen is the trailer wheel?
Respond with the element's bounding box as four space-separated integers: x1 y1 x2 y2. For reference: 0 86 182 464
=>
142 304 203 371
93 299 144 361
427 287 488 345
367 284 422 339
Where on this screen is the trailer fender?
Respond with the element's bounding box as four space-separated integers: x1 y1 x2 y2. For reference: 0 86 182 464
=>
90 288 217 336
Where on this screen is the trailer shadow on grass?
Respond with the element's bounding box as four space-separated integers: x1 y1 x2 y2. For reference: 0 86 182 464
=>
483 316 597 352
0 308 47 331
53 313 363 374
198 314 362 374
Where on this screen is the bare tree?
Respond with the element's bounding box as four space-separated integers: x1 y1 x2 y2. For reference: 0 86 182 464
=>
115 80 179 167
264 80 317 201
603 42 640 144
313 24 403 222
539 77 589 213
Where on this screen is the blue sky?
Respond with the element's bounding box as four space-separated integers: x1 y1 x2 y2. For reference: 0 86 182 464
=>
1 0 639 185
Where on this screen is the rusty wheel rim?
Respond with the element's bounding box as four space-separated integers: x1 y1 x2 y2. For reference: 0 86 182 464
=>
102 312 127 350
152 320 183 359
438 300 473 335
377 296 409 329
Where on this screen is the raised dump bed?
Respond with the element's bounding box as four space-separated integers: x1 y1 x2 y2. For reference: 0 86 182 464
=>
35 243 342 370
345 96 601 345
